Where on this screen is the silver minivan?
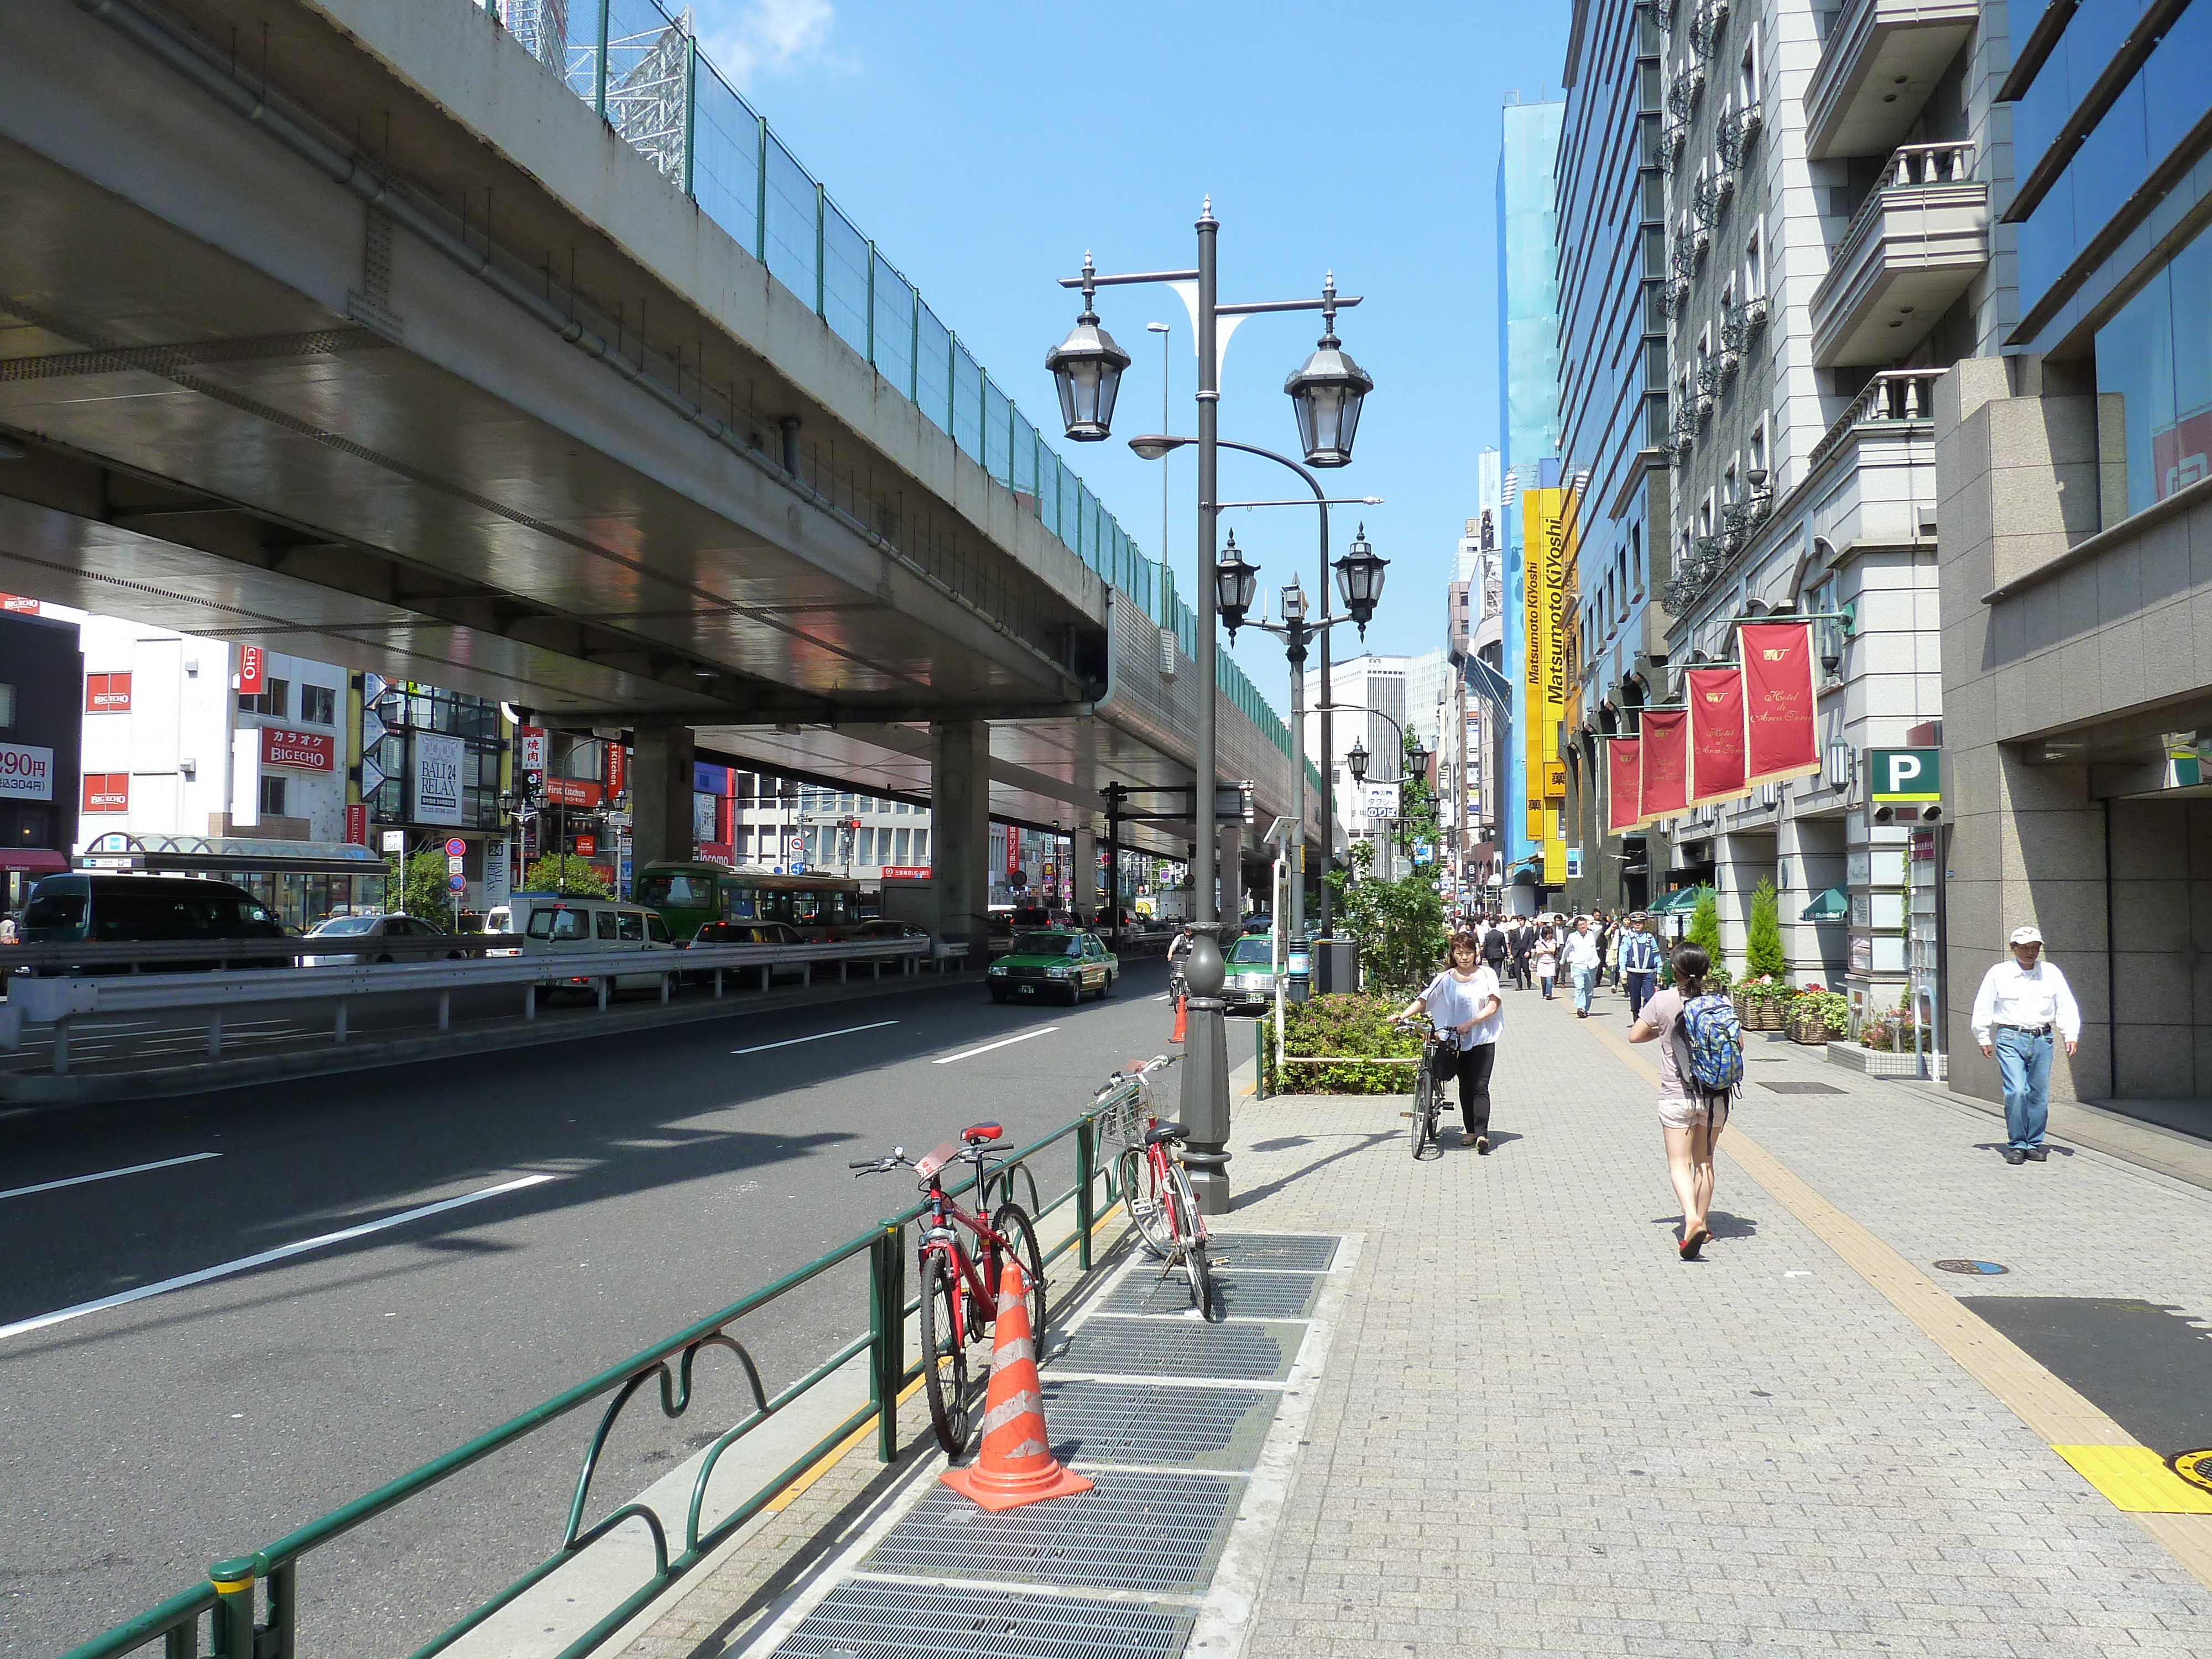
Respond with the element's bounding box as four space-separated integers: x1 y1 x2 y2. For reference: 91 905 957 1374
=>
512 894 672 990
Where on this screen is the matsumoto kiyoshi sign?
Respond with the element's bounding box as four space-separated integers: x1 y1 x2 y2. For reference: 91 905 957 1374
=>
0 741 54 801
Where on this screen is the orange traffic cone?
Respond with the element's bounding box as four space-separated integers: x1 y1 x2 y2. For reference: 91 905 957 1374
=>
938 1260 1093 1512
1171 997 1187 1044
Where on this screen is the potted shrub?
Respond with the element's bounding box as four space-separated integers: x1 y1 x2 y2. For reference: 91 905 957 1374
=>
1788 983 1849 1046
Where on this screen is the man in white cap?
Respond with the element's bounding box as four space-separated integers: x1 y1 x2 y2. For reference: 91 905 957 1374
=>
1970 925 2081 1165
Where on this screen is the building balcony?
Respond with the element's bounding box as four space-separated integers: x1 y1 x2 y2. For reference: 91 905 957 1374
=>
1804 0 1979 161
1809 140 1986 367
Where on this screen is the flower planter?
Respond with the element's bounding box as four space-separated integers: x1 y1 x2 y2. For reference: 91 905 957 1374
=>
1826 1041 1948 1081
1786 1008 1829 1045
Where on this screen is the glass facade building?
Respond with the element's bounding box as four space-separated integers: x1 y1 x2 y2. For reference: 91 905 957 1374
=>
1496 96 1566 884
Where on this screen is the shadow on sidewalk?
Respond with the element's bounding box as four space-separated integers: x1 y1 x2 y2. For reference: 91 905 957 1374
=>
1233 1129 1397 1209
1647 1208 1760 1240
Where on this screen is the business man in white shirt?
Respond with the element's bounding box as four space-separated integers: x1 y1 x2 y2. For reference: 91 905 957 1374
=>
1563 916 1602 1018
1969 925 2082 1165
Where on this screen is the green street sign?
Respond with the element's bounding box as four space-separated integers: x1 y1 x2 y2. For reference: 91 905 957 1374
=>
1869 748 1941 802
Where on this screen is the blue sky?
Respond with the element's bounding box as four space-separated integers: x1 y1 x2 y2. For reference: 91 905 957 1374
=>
697 0 1568 692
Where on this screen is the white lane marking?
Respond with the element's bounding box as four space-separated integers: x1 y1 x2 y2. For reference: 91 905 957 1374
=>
0 1173 556 1343
0 1152 222 1203
932 1025 1060 1065
730 1020 899 1056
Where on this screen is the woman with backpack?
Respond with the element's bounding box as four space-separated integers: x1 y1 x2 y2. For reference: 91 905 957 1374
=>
1627 943 1741 1260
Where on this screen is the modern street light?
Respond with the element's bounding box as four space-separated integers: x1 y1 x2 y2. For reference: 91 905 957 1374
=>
1048 201 1369 1214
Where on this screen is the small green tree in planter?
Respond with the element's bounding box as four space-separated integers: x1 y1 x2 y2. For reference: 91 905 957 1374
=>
1744 878 1787 980
1685 890 1723 966
521 854 614 898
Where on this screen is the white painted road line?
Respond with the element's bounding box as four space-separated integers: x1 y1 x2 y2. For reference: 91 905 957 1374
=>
931 1026 1060 1065
731 1020 899 1056
0 1152 222 1204
0 1173 557 1343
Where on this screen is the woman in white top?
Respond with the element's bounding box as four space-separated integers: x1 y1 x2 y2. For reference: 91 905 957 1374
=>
1532 927 1561 999
1627 942 1725 1260
1394 931 1505 1151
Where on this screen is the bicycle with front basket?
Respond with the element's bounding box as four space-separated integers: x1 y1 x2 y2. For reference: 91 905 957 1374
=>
851 1123 1045 1454
1097 1055 1220 1320
1392 1016 1453 1160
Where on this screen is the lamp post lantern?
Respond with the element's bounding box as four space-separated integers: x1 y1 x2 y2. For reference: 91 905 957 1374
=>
1048 205 1370 1213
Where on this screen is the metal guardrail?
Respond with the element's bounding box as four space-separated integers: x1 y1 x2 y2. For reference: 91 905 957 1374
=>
0 936 522 972
59 1073 1147 1659
1 938 958 1073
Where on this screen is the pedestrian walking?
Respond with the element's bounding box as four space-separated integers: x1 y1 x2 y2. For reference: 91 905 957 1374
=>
1533 925 1560 999
1510 917 1536 991
1627 943 1740 1259
1970 924 2081 1165
1618 912 1661 1021
1395 929 1504 1152
1481 918 1510 979
1594 911 1615 987
1564 915 1601 1018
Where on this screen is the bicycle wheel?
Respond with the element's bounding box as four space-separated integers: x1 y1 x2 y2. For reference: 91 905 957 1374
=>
915 1250 971 1455
1409 1052 1437 1159
1117 1145 1173 1259
1184 1234 1220 1321
1164 1162 1218 1319
991 1201 1048 1343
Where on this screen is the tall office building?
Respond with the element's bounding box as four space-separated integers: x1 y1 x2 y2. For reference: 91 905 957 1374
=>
1496 96 1566 912
1556 0 1673 915
1937 2 2212 1104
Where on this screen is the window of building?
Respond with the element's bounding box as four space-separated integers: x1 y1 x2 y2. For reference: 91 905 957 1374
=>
300 685 336 726
1723 457 1740 505
1750 415 1770 478
1745 229 1764 298
259 775 288 818
1739 34 1758 107
895 827 912 864
913 828 928 863
2094 216 2212 519
239 678 290 718
0 682 13 728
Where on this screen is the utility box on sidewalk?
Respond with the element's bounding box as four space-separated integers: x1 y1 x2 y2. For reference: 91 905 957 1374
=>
1313 937 1357 996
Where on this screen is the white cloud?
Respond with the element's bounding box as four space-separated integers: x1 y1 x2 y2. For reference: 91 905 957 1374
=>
696 0 835 87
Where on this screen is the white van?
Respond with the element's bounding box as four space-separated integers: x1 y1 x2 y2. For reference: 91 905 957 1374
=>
510 894 673 990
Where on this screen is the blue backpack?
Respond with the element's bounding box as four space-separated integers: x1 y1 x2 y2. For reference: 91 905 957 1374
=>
1676 992 1744 1097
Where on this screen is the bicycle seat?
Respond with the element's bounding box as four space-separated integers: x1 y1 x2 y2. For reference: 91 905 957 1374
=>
1144 1120 1188 1146
961 1123 1003 1145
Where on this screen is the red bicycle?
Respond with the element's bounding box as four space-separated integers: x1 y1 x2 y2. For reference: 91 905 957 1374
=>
1102 1057 1219 1321
851 1123 1045 1453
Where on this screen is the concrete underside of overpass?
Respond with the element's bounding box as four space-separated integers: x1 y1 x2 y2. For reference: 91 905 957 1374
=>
0 0 1321 869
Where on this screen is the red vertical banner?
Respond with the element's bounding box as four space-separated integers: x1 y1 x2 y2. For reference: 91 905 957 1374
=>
1605 738 1643 836
1687 667 1747 804
1637 707 1691 820
1739 622 1822 787
238 645 265 695
606 741 627 802
345 802 368 846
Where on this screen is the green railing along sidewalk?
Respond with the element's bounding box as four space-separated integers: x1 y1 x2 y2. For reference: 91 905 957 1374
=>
462 0 1296 764
60 1085 1143 1659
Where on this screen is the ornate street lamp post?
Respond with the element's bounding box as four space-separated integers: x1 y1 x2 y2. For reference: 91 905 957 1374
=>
1047 206 1371 1213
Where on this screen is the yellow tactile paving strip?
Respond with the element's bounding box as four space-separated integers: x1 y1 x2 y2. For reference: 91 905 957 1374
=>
1582 1016 2212 1589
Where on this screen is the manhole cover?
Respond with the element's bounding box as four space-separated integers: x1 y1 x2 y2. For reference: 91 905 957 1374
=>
863 1470 1241 1593
1759 1081 1846 1094
1933 1259 2009 1275
780 1581 1192 1658
2174 1449 2212 1493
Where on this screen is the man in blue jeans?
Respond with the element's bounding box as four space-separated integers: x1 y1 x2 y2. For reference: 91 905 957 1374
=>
1969 925 2082 1165
1563 915 1601 1018
1618 912 1661 1021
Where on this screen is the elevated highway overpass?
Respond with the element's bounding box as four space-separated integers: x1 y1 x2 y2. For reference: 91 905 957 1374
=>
0 0 1322 930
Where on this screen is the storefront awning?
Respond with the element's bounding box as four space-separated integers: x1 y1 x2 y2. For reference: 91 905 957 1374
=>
1648 884 1714 915
77 832 388 878
0 848 69 874
1801 886 1850 921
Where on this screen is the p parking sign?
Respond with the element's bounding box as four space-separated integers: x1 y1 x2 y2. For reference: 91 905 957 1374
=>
1869 748 1941 802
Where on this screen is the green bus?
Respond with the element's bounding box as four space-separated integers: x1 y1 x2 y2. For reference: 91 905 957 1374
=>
632 862 864 941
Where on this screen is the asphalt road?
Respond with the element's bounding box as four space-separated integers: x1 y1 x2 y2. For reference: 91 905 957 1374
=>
0 958 1186 1658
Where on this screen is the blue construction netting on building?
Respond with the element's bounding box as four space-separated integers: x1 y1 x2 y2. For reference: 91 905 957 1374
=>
473 0 1301 763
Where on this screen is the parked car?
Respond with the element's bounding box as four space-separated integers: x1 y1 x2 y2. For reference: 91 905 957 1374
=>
685 919 806 985
1222 933 1280 1013
984 930 1118 1004
15 873 287 972
301 912 462 967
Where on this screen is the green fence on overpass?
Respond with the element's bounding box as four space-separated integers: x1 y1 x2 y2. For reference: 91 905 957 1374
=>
466 0 1307 766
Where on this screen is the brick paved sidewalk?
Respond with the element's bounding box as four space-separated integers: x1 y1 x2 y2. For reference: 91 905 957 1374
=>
1222 976 2212 1658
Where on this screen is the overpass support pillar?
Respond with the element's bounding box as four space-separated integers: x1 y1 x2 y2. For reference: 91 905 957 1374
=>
631 726 696 874
1218 824 1245 924
930 721 991 953
1072 826 1098 923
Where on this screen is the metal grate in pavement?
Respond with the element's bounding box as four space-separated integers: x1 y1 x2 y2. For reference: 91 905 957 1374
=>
1052 1317 1301 1381
1038 1378 1276 1470
1759 1081 1846 1094
862 1470 1241 1593
779 1580 1192 1658
1102 1269 1324 1320
1204 1233 1339 1272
